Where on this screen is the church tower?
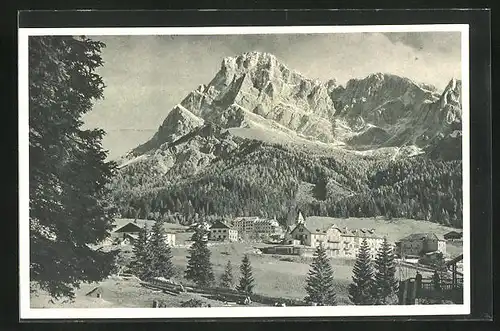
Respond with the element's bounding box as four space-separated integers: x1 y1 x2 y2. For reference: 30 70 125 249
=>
297 211 305 224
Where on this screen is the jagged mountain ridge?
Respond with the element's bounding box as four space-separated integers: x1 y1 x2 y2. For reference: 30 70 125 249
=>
125 51 461 162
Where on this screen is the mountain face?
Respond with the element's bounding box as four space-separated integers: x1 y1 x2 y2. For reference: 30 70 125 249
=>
111 52 463 229
130 104 205 156
174 52 338 145
128 51 461 159
119 122 241 181
332 73 462 150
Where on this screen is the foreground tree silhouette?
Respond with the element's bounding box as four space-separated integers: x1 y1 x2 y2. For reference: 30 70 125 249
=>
349 238 374 305
305 244 337 306
29 36 117 299
372 238 399 304
236 255 255 294
147 219 175 280
185 227 214 287
220 260 234 289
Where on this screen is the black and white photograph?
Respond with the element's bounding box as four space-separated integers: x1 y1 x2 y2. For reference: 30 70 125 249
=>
19 24 470 319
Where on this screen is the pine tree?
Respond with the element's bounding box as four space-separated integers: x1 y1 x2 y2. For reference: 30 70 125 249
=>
147 219 175 279
305 244 337 306
185 227 214 287
236 255 255 294
220 260 234 289
129 224 152 280
29 36 117 299
372 238 399 305
349 238 374 305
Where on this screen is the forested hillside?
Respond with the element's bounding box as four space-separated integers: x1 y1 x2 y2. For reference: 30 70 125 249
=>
308 157 463 228
110 139 462 228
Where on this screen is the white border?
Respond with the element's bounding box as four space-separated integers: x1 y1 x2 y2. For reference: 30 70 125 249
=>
19 24 470 320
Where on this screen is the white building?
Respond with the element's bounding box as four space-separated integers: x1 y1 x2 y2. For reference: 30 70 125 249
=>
232 217 259 234
285 218 384 258
233 217 283 238
209 220 238 242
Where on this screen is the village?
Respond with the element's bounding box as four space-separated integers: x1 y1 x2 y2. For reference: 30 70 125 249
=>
29 210 464 309
76 211 464 307
109 211 461 265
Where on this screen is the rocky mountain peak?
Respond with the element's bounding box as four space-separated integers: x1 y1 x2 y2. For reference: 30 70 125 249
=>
160 105 204 137
219 51 295 77
440 78 462 106
178 51 338 142
437 78 462 123
331 73 436 125
129 104 204 156
216 51 306 88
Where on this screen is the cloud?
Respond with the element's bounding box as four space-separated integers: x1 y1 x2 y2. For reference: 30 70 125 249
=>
382 32 461 54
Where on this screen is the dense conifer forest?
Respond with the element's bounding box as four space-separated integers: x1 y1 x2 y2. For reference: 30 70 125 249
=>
110 138 462 228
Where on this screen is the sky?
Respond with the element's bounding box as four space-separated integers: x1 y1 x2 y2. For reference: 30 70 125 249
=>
81 32 462 159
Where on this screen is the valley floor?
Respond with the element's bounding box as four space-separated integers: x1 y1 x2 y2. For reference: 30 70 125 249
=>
30 217 463 308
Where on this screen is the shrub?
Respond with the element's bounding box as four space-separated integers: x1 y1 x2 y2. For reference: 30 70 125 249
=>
180 298 206 307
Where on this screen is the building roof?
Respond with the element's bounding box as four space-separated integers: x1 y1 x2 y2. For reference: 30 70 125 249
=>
233 217 259 223
233 217 280 226
210 220 233 229
291 222 382 239
114 222 142 233
112 219 178 234
443 231 463 238
400 233 445 242
255 219 280 226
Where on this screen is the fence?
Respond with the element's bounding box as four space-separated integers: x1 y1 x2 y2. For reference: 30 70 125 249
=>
141 279 308 306
249 293 307 306
398 276 463 305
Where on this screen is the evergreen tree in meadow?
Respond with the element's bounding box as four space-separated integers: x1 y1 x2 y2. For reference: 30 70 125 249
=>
237 254 255 294
305 244 337 306
147 219 175 279
372 238 399 305
185 227 214 287
220 260 234 289
349 238 375 305
130 224 152 280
